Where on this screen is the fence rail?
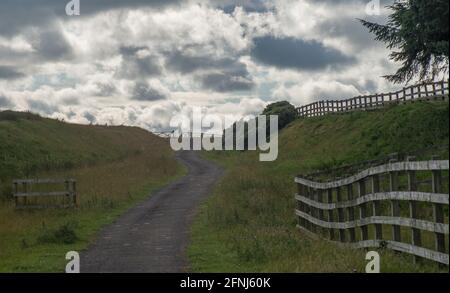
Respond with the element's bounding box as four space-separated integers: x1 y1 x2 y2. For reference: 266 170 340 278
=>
13 178 77 209
294 157 449 265
296 80 449 118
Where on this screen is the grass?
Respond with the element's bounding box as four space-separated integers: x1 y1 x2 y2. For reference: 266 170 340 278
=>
0 111 186 272
188 100 449 273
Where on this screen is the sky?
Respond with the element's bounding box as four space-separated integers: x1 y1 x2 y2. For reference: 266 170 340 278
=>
0 0 399 132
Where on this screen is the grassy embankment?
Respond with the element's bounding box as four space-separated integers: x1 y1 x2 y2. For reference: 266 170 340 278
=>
189 100 449 273
0 111 185 272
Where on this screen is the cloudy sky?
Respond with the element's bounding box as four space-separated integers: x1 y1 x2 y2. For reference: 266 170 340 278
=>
0 0 399 132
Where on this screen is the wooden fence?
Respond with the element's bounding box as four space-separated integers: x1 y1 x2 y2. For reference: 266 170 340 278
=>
13 179 77 209
296 80 449 118
294 157 449 265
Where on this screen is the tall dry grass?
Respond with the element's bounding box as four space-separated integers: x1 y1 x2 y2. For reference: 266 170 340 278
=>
0 139 184 272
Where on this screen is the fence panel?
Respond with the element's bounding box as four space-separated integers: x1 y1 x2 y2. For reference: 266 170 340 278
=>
295 158 449 265
296 80 450 118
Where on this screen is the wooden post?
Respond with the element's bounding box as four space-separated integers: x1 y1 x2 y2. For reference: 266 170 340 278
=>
327 189 335 240
72 180 77 207
65 180 71 207
311 188 318 233
431 156 445 263
298 184 306 229
407 156 421 264
336 187 346 242
358 179 369 241
347 184 356 242
305 186 312 231
317 189 325 237
13 182 18 208
372 174 383 240
389 159 401 243
22 182 28 207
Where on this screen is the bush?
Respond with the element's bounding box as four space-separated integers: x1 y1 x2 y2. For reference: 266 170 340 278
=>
37 221 79 245
262 101 297 130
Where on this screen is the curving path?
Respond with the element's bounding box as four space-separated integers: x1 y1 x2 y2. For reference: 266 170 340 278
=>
81 151 222 273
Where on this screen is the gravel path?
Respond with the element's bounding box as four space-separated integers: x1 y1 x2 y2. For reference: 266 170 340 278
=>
81 151 222 273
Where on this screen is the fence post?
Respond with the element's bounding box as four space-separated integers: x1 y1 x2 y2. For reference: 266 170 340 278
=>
297 183 306 229
72 180 77 207
317 189 326 237
358 179 369 241
431 155 446 266
306 186 313 231
407 156 421 264
336 187 346 242
346 184 356 242
372 174 383 240
389 158 401 244
327 188 335 240
311 188 318 233
13 182 18 208
22 182 28 206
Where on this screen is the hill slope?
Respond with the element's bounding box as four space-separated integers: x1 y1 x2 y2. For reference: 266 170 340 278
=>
0 111 175 197
0 111 184 272
189 100 449 273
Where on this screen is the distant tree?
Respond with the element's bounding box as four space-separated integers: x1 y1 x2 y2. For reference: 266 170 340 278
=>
360 0 449 83
262 101 297 130
223 101 297 150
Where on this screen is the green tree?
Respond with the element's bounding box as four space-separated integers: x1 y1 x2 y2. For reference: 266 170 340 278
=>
360 0 449 83
223 101 297 150
262 101 297 130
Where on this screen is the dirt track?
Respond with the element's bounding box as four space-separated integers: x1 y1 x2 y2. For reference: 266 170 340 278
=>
81 151 222 273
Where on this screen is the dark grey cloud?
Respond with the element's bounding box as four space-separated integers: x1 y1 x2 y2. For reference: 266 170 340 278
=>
212 0 271 14
131 81 167 101
0 95 13 108
61 96 80 106
199 73 254 93
28 28 73 61
95 82 117 97
0 66 25 80
83 111 97 123
165 51 236 74
319 18 378 50
0 0 181 36
251 36 355 71
166 48 255 93
116 46 162 79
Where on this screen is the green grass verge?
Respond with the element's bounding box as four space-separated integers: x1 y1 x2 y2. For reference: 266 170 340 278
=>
188 101 449 273
0 163 186 273
0 111 187 272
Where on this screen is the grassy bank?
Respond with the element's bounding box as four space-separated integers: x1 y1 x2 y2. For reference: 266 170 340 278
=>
0 111 185 272
188 101 449 273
